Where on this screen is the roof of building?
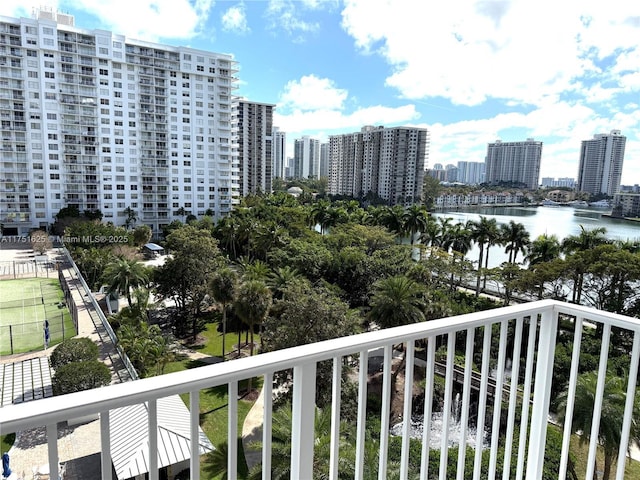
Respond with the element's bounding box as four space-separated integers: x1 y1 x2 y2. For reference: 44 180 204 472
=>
1 356 213 479
110 395 214 480
143 243 164 252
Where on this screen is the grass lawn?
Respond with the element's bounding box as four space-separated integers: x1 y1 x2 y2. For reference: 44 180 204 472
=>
192 321 261 359
570 434 640 479
1 433 15 454
164 356 261 479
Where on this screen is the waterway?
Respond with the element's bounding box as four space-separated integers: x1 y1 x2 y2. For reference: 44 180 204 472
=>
432 205 640 269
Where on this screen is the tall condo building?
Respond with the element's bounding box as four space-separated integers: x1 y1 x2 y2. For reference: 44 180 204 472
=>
0 11 239 236
484 139 542 189
271 126 286 180
293 136 320 179
237 100 274 195
319 142 329 178
456 161 485 185
577 130 626 196
329 125 428 205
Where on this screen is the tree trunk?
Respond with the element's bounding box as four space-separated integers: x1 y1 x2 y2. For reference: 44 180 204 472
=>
221 307 227 361
603 452 613 480
476 245 484 296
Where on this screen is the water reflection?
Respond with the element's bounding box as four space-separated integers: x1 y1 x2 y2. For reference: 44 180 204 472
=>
432 206 640 268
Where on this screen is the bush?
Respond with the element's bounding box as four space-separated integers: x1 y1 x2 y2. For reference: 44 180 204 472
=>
50 337 99 369
52 360 111 395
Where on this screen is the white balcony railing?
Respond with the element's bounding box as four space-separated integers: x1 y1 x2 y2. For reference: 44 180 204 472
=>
1 300 639 480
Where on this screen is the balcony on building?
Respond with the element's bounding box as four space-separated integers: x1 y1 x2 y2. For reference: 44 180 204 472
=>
1 300 639 480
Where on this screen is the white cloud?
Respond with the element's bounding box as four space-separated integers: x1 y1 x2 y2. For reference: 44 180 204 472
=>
68 0 215 41
221 4 249 34
0 1 61 19
279 75 348 111
340 0 639 108
266 0 320 39
0 1 213 40
275 75 420 138
275 104 419 134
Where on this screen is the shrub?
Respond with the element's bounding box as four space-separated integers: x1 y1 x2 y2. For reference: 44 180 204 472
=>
52 361 111 395
50 337 99 369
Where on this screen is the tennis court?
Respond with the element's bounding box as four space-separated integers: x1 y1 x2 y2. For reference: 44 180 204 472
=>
0 278 75 355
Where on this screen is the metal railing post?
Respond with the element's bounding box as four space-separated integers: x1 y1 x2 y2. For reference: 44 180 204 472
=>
291 362 317 479
525 308 557 480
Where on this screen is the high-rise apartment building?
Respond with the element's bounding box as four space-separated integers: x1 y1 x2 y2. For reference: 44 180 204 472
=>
484 139 542 189
271 126 286 180
0 11 239 236
237 100 274 195
319 142 329 178
457 161 485 185
329 125 428 205
293 136 320 179
577 130 626 196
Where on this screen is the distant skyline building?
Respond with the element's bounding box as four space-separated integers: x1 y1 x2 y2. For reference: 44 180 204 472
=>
293 136 321 179
457 161 485 184
237 100 274 195
541 177 576 188
319 142 329 178
484 139 543 190
329 125 428 205
577 130 626 196
272 127 286 180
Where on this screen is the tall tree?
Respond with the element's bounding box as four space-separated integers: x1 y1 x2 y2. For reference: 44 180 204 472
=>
525 233 562 267
402 204 429 245
469 216 498 295
557 371 640 480
154 225 223 338
102 257 150 307
123 206 137 230
381 205 407 237
233 280 272 358
500 220 530 264
209 267 238 361
367 275 426 330
562 226 609 303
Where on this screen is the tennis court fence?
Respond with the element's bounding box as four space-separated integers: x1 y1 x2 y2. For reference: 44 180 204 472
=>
0 312 68 355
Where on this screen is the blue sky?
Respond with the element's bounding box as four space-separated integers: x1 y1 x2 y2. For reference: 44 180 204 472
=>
3 0 640 184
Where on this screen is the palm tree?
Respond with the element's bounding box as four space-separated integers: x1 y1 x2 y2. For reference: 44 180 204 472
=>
482 218 501 290
402 204 429 245
267 266 303 299
123 206 137 230
102 258 149 308
367 275 426 330
562 225 609 303
233 280 272 392
309 199 332 234
562 225 609 253
556 371 640 480
501 220 530 264
176 206 188 222
233 280 272 358
209 267 238 361
380 205 407 237
441 222 473 290
525 233 561 267
469 216 497 295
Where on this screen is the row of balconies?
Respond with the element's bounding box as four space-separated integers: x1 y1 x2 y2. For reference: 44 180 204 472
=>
0 38 22 47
